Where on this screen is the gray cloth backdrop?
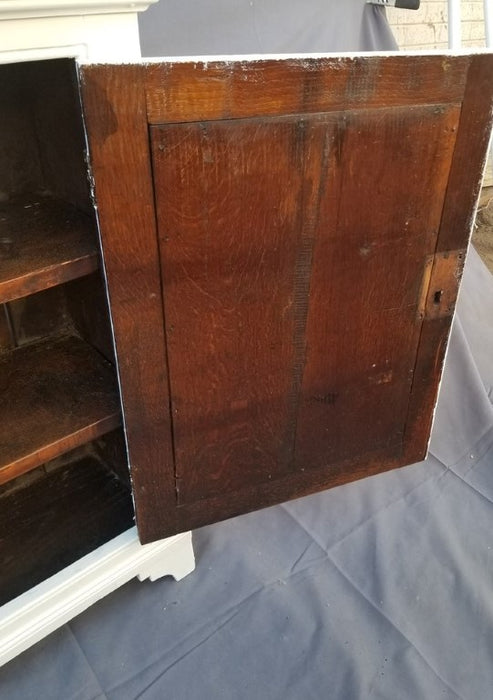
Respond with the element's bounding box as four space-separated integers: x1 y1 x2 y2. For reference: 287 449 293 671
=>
138 0 397 56
3 4 493 699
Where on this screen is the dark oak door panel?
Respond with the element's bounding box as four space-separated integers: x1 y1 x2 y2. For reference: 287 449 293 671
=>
150 104 459 506
80 54 493 542
294 104 459 470
151 117 312 505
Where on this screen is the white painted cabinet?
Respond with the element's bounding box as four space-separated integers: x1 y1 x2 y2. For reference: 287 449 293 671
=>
0 0 195 667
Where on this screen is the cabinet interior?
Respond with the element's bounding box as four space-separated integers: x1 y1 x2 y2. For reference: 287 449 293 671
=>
0 58 134 605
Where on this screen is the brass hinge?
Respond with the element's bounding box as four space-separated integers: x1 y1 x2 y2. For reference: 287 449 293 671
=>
418 249 466 321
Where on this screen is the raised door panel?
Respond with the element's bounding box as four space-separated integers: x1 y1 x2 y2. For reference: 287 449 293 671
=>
80 54 493 543
150 104 458 505
151 117 312 504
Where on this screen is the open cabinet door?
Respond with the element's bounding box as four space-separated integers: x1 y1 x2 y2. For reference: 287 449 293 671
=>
80 54 493 543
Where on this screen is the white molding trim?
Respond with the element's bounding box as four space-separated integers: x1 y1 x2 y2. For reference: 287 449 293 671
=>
0 12 144 62
0 528 195 667
0 0 158 21
0 44 89 63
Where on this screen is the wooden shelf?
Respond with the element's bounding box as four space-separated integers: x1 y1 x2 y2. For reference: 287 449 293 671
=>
0 335 122 485
0 455 134 606
0 196 99 304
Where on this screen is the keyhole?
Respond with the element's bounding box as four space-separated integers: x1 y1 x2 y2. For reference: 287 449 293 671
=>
433 290 443 305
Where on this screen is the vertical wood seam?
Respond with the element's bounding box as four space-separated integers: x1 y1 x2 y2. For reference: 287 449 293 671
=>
146 119 181 505
288 121 333 466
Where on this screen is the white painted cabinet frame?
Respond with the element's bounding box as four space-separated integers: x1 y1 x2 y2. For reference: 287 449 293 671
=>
0 0 195 667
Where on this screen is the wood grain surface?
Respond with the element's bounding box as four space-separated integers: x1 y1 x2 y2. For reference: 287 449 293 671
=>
151 116 315 504
151 103 459 505
80 65 177 542
0 196 98 304
80 53 493 541
403 53 493 460
0 335 121 485
145 55 469 124
294 104 459 470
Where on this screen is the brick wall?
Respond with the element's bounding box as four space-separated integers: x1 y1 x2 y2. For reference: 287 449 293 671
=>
386 1 487 50
386 2 492 184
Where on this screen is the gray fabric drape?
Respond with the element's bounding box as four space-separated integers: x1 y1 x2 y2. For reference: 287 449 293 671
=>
138 0 397 56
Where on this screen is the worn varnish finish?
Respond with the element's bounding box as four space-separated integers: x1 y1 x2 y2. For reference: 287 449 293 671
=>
403 54 493 462
80 66 177 542
144 55 470 124
294 105 459 470
0 335 121 485
80 54 493 542
0 196 98 304
151 117 318 504
150 104 458 503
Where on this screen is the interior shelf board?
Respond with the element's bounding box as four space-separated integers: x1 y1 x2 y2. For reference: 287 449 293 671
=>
0 335 122 485
0 196 99 304
0 455 134 606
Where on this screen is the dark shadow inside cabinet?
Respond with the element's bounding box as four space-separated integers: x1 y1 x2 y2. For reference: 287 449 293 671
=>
0 59 134 606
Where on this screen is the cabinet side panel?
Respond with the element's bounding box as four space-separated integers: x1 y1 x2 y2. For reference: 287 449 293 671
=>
79 65 176 543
